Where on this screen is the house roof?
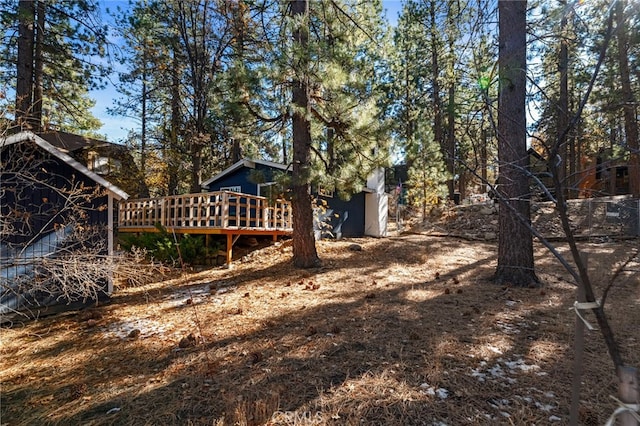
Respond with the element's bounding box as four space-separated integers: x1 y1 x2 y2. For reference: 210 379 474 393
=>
37 130 119 153
1 131 129 200
201 158 291 189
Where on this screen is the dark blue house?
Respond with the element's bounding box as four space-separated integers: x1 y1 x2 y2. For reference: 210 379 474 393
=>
201 158 291 198
201 158 388 239
1 131 129 319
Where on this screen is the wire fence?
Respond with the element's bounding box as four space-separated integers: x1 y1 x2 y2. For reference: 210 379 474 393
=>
557 196 640 238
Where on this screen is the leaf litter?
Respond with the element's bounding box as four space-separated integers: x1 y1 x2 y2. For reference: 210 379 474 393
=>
1 214 639 425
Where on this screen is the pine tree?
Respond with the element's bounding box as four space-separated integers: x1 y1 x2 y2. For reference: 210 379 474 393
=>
389 1 448 218
614 0 639 197
1 0 109 134
228 1 391 267
290 0 320 268
495 0 538 287
111 0 240 195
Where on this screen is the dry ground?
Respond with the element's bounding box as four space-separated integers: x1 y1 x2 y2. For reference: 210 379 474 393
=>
1 215 639 425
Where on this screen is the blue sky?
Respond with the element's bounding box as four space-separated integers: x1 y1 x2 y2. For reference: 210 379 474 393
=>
92 1 404 143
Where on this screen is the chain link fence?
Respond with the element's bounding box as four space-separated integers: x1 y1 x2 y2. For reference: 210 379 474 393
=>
533 196 640 239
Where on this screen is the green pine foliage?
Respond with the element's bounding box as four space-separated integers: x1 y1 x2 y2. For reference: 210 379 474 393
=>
405 123 448 218
119 224 216 265
0 0 109 134
303 0 392 199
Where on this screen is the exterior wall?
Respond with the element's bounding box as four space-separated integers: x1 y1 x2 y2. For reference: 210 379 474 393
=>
316 192 366 238
1 140 114 316
364 167 388 237
1 141 110 247
203 163 286 195
203 162 387 239
365 192 388 237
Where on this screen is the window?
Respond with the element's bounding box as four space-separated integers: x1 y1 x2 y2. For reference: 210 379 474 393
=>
258 182 276 197
220 185 241 193
87 151 120 175
318 185 334 198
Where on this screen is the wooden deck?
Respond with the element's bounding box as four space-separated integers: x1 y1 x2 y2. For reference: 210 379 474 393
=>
118 191 292 264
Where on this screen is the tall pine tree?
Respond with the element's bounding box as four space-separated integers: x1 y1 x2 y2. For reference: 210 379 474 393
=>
1 0 109 134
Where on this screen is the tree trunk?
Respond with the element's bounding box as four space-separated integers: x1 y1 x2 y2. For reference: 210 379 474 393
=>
231 0 247 164
615 0 639 197
291 0 320 269
32 0 44 132
558 0 569 198
481 127 488 192
16 0 35 128
430 0 445 194
190 142 203 193
446 83 456 199
141 47 148 178
167 54 181 196
495 0 538 287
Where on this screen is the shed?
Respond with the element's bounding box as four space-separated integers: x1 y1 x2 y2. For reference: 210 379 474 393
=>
201 158 387 239
1 131 129 318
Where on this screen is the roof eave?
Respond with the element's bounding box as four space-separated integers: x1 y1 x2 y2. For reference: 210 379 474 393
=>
1 131 129 200
201 157 290 189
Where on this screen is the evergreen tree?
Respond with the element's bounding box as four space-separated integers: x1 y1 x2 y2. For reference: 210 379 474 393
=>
389 0 497 209
389 0 448 214
290 0 320 268
111 0 239 195
0 0 109 134
495 0 538 287
614 0 639 197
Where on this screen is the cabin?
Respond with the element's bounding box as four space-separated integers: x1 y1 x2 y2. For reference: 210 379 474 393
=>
528 148 555 200
201 158 388 239
579 149 631 197
201 158 291 198
0 131 129 319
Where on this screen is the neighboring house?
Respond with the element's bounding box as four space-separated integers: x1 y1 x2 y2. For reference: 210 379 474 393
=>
529 147 632 199
579 149 630 197
201 158 388 238
201 158 291 198
1 131 129 318
528 148 555 200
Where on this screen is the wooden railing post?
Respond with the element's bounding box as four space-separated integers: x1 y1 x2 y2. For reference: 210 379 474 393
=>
117 190 292 233
222 192 229 228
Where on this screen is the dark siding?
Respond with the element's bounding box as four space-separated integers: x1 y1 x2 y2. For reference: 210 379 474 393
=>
205 163 288 196
1 141 109 248
317 192 366 238
207 168 258 194
204 162 368 237
1 141 112 317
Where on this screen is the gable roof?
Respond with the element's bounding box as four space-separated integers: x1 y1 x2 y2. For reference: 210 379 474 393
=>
201 158 291 189
1 131 129 200
37 130 115 153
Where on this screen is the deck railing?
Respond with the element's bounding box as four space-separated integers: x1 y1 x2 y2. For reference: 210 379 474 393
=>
118 191 293 231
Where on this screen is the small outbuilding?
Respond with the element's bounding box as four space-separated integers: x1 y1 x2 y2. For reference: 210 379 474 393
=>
1 131 129 319
201 158 388 239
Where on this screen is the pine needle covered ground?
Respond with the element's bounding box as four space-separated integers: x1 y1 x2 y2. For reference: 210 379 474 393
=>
1 210 639 425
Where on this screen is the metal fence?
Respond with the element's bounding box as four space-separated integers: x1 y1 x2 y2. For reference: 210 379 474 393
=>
553 196 639 238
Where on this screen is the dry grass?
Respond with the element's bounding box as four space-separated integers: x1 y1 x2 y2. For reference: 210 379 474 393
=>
1 223 639 425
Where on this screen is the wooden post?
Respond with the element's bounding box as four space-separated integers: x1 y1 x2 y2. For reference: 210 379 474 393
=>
618 366 639 426
570 252 588 426
226 233 233 265
160 198 165 228
222 192 229 228
107 194 114 294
